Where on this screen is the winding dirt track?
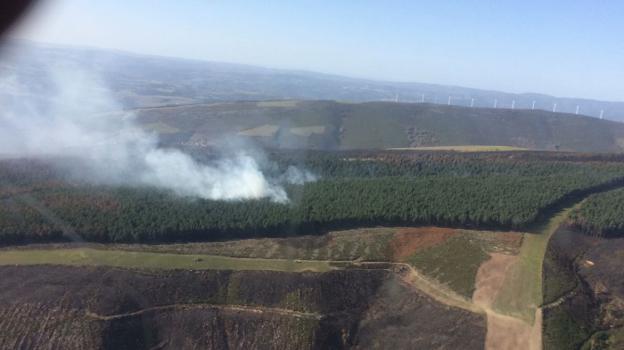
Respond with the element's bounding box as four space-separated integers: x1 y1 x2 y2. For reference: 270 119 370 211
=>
86 303 323 321
390 263 482 314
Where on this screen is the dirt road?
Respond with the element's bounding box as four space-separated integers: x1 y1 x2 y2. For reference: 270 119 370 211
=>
474 253 542 350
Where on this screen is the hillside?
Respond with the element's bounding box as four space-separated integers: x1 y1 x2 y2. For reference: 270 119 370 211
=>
132 100 624 152
2 41 623 120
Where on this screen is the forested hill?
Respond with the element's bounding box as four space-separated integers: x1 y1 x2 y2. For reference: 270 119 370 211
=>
134 100 624 153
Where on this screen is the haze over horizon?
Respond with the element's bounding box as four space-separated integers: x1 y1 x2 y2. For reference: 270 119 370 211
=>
7 0 624 102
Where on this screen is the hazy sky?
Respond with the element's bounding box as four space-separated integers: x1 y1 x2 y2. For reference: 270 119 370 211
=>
10 0 624 101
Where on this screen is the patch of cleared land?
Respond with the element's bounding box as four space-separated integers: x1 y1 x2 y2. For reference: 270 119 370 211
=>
237 124 279 137
474 252 542 350
141 121 180 134
289 126 326 136
109 227 397 261
14 227 523 301
493 205 580 322
404 230 522 298
0 248 332 272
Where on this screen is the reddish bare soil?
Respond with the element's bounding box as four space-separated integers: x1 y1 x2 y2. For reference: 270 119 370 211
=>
390 227 457 260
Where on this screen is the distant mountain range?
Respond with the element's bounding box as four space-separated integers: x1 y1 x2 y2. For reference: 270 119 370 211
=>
2 41 624 153
1 40 623 121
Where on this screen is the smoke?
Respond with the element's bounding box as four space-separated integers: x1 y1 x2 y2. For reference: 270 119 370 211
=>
0 52 315 202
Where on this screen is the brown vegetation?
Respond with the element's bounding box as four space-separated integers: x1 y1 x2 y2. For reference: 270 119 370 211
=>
390 227 457 260
0 265 486 350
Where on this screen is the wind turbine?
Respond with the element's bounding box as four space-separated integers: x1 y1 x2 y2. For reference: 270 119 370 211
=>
575 105 580 115
494 99 498 109
448 96 452 106
511 100 516 110
552 103 557 113
600 110 605 119
421 93 425 103
470 98 475 107
532 101 536 110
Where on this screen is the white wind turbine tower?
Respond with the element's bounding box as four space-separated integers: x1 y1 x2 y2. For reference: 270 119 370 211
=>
494 99 498 108
511 100 516 110
421 93 425 103
470 98 475 107
532 101 536 110
447 96 452 106
552 103 558 113
395 93 399 103
575 105 580 115
600 110 605 119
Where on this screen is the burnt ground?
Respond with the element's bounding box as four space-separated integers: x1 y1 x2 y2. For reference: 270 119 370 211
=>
0 265 486 350
542 228 624 349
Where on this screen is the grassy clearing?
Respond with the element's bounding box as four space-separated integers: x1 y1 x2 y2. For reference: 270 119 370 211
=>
236 124 279 137
141 121 180 134
0 248 333 272
289 126 326 136
406 235 489 298
493 205 579 322
404 231 521 298
388 145 528 152
115 228 396 262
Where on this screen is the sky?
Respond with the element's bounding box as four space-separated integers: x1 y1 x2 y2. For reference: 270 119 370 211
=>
9 0 624 101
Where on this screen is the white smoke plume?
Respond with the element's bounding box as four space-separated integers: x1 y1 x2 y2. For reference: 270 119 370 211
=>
0 51 315 202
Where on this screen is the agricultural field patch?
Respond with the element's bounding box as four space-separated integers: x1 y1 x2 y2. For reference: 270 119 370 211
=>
141 121 180 134
389 227 457 260
113 227 395 262
236 124 279 137
401 230 522 299
0 248 333 272
289 126 326 137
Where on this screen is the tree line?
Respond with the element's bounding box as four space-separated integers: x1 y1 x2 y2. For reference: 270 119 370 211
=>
568 188 624 238
2 173 624 244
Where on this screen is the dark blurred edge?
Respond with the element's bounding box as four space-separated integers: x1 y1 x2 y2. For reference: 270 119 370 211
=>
0 0 37 38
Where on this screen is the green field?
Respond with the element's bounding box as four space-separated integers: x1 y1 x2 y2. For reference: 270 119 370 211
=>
406 235 489 298
493 204 579 322
0 248 333 272
141 121 180 134
116 228 395 261
405 230 522 298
